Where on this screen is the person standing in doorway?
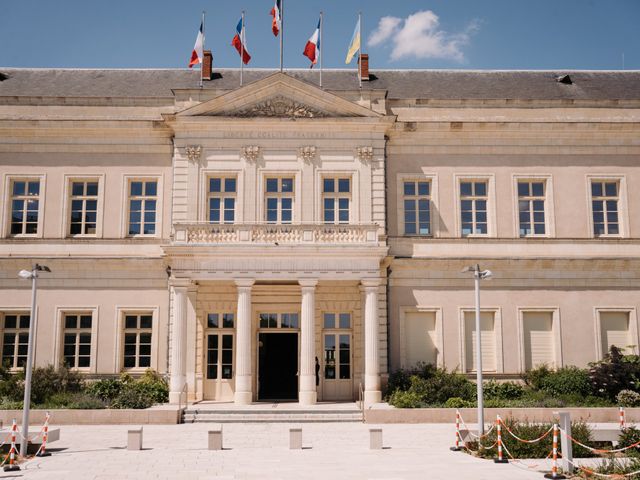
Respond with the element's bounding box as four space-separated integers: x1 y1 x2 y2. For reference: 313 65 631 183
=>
315 356 320 389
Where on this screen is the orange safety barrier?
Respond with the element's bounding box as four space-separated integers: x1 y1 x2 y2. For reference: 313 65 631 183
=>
543 423 565 479
36 413 51 458
450 409 462 451
3 419 20 472
493 415 508 464
620 406 626 430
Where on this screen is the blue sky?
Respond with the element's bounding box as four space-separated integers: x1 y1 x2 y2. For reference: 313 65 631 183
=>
1 0 639 70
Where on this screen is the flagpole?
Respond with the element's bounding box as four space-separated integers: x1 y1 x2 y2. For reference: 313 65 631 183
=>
200 11 205 88
358 11 362 89
280 0 284 72
319 12 323 88
240 11 245 87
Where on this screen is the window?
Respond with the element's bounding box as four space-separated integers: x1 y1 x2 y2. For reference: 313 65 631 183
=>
69 180 98 235
323 177 350 224
403 311 437 367
205 312 234 380
123 313 152 369
208 177 236 224
522 312 554 370
259 313 299 329
128 180 157 236
403 181 431 235
464 311 497 372
10 180 40 235
591 181 619 236
63 313 92 368
518 181 546 236
323 313 352 380
460 181 488 236
1 313 30 369
599 311 632 357
265 177 293 223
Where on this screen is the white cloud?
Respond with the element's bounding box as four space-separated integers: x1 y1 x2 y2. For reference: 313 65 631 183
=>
368 10 479 63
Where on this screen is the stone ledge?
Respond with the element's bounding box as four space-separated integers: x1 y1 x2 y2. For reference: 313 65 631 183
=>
365 407 640 424
0 408 181 425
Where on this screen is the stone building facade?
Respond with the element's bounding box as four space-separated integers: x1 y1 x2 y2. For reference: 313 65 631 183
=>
0 64 638 405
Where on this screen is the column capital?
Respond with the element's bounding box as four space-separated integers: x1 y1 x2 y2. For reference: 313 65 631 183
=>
360 279 381 290
169 278 194 291
298 279 318 289
234 278 255 289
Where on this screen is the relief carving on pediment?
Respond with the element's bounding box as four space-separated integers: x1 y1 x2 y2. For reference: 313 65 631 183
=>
228 96 330 118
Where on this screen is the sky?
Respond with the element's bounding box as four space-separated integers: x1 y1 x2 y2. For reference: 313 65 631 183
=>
1 0 639 70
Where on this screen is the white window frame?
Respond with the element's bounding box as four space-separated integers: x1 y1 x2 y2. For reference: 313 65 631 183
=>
200 172 241 224
114 307 159 372
121 175 163 238
204 312 235 381
257 171 300 224
458 307 503 373
398 306 444 368
321 311 354 381
396 174 439 237
321 176 352 224
516 307 562 372
586 175 628 238
3 174 46 239
62 175 105 238
454 174 496 238
315 170 359 224
594 307 638 360
512 175 555 238
0 309 33 371
53 307 99 373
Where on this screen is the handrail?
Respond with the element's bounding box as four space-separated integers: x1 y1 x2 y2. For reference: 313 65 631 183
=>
358 382 365 423
177 383 188 423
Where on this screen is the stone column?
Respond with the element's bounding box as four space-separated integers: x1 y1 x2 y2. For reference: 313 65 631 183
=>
362 279 382 405
234 279 255 405
169 283 188 404
299 279 318 405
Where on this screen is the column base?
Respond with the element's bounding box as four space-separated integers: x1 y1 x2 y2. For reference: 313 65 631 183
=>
169 391 186 405
298 390 317 405
234 391 253 405
364 390 382 406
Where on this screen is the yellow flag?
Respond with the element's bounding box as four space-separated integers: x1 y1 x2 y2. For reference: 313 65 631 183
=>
345 18 361 64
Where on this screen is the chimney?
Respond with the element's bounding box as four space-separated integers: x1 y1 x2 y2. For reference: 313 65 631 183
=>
358 53 369 81
202 50 213 81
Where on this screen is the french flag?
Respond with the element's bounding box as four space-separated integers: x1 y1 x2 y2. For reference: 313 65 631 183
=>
189 21 204 68
231 18 251 64
303 17 321 67
270 0 281 36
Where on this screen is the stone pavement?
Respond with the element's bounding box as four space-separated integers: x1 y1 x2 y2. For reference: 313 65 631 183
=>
12 423 547 480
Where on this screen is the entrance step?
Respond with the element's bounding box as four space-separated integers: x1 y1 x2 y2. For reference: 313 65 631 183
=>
182 408 364 423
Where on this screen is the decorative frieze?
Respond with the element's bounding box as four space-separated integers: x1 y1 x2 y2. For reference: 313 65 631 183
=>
298 145 317 164
355 146 374 163
231 96 329 118
241 145 261 163
185 145 202 161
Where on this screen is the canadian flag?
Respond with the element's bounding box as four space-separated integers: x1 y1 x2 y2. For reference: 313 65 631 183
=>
189 21 204 68
303 17 321 67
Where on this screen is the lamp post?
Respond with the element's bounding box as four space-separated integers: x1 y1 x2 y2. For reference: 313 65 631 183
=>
462 264 492 435
17 264 50 457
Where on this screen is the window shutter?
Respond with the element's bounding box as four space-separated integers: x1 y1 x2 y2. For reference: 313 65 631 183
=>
404 311 437 367
523 312 554 370
600 312 631 357
465 312 496 372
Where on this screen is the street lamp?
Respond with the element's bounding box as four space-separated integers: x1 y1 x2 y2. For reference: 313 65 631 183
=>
462 264 492 435
17 264 50 458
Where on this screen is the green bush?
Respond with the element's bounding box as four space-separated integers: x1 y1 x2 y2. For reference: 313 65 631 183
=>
535 366 591 397
469 419 594 459
591 455 640 477
112 383 156 409
387 389 424 408
84 378 123 403
590 346 640 400
617 390 640 407
483 380 525 400
444 397 474 408
29 365 84 405
0 397 23 409
136 370 169 404
618 427 640 458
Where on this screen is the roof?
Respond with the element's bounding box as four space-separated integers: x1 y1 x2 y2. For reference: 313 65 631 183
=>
1 68 639 101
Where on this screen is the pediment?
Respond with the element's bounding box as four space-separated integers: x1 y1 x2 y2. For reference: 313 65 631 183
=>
177 72 380 119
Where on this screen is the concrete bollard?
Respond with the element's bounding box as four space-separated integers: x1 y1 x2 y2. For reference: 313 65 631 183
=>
208 428 223 450
553 411 574 475
369 428 383 450
289 428 302 450
127 427 143 451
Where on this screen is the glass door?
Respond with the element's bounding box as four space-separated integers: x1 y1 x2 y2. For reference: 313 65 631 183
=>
322 312 353 400
203 312 235 400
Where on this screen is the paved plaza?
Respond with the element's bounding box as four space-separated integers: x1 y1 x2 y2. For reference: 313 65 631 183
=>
10 423 550 480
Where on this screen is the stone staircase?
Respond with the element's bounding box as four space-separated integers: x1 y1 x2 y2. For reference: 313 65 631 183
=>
182 404 364 423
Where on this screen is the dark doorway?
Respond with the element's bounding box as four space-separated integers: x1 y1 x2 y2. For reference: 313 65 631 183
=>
258 333 298 400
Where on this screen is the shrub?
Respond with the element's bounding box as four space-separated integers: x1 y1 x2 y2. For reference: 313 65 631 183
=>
388 389 424 408
111 383 156 409
483 380 524 400
470 419 594 459
136 370 169 404
590 346 640 400
618 390 640 407
444 397 474 408
85 378 123 404
66 394 107 409
385 368 414 398
618 427 640 458
537 366 591 397
29 365 84 405
522 364 553 391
